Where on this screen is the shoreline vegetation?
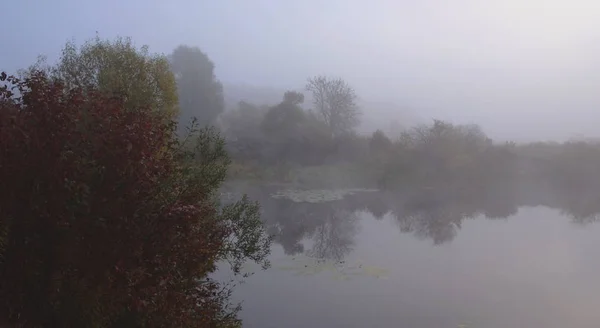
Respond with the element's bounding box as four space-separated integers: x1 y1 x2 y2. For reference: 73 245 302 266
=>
2 34 600 327
226 135 600 196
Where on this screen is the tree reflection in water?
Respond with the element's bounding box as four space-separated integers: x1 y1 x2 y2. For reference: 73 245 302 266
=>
226 182 600 263
307 208 358 261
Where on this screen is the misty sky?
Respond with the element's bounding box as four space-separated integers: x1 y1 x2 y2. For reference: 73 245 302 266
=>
3 0 600 141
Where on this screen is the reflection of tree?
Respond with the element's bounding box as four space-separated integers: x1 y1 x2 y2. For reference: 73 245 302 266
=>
390 182 600 244
386 183 521 244
232 180 600 254
514 181 600 225
481 184 519 219
397 212 459 245
308 209 358 261
357 192 390 219
264 200 313 256
554 190 600 225
259 195 360 261
394 194 480 245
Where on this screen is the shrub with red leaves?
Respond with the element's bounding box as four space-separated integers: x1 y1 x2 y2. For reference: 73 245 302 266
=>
0 71 270 327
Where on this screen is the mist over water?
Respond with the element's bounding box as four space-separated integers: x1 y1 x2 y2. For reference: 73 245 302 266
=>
219 184 600 328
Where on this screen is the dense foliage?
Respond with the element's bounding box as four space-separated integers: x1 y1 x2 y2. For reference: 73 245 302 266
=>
22 36 179 122
170 45 225 133
0 71 269 327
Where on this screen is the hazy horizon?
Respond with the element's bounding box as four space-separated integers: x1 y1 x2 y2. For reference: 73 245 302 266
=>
4 0 600 142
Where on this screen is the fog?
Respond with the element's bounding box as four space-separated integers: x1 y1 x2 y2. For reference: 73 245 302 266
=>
6 2 600 327
4 0 600 141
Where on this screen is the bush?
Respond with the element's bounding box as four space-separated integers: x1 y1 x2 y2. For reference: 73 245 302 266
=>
0 71 270 327
381 120 497 189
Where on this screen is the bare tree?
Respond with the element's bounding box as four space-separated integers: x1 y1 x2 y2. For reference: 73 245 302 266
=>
306 76 360 137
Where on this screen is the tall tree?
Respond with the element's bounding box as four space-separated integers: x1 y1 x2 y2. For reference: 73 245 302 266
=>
169 45 224 133
44 35 179 120
370 129 393 154
0 71 270 327
306 76 360 137
258 91 307 164
261 91 306 139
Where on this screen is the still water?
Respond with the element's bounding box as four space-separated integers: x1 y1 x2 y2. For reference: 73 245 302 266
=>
221 186 600 328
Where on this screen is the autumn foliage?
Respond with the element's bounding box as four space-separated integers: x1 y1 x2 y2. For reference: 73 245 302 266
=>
0 71 268 327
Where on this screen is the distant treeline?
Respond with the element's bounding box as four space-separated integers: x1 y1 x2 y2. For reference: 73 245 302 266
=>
220 89 600 195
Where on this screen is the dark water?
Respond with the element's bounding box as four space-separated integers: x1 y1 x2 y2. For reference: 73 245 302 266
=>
220 185 600 328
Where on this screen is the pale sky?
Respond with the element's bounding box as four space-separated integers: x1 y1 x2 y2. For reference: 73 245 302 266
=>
3 0 600 141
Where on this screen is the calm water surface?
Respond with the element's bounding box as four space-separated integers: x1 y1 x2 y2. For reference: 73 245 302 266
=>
220 186 600 328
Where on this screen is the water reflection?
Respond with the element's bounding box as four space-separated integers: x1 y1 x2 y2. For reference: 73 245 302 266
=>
258 191 362 261
221 184 600 328
230 183 600 262
307 208 358 261
391 185 520 244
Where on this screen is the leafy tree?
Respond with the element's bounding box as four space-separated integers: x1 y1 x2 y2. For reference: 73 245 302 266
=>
36 35 179 120
369 129 392 154
0 71 270 327
282 90 304 105
261 90 307 138
385 119 505 191
169 45 224 132
219 101 269 141
255 91 308 166
306 76 360 137
218 101 271 166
